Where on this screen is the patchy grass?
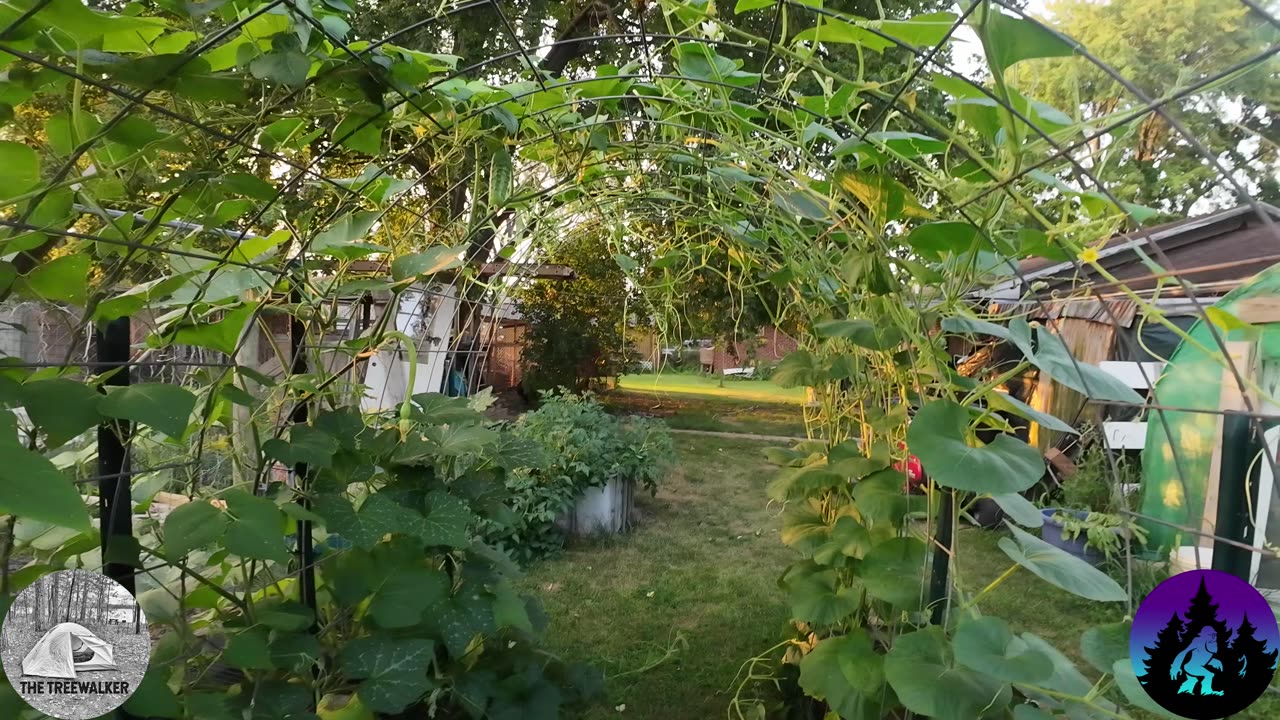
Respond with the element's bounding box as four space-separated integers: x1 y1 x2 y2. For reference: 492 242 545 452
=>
600 390 807 437
617 374 807 404
524 438 1280 719
519 435 793 719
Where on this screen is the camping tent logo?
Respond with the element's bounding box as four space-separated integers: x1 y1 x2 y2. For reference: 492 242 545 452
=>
1 569 149 720
1131 569 1279 719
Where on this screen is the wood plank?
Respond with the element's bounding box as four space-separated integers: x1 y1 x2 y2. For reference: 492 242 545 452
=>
1231 297 1280 324
1201 341 1255 543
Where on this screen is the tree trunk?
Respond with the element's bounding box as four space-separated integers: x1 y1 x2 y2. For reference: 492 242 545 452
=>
63 572 76 623
133 600 140 634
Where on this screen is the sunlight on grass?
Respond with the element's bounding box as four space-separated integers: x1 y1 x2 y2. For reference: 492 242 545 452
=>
617 373 807 404
600 390 807 437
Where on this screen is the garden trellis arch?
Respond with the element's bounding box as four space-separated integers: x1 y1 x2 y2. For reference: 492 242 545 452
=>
1 0 1279 717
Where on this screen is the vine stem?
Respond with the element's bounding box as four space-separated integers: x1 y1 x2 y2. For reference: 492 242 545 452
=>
1018 682 1131 720
138 545 250 613
962 563 1020 610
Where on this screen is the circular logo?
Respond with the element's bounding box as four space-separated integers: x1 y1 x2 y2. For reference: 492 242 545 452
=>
1130 569 1279 719
1 569 150 720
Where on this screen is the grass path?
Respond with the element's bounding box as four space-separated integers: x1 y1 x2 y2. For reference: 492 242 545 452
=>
523 435 1280 718
519 435 793 719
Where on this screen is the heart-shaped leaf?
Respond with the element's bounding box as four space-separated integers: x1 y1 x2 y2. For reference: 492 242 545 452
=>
907 400 1044 494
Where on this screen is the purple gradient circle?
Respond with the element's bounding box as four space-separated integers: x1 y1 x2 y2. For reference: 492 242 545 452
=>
1130 569 1278 719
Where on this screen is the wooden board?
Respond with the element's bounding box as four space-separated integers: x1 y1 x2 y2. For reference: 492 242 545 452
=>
1201 341 1256 542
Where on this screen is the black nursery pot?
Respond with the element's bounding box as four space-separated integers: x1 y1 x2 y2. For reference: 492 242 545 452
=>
1040 509 1106 566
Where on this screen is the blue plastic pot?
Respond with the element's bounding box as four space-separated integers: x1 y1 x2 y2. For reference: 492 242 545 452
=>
1039 508 1106 566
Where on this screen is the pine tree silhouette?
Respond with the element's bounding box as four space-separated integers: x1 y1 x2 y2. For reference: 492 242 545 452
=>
1226 612 1279 700
1184 578 1227 636
1139 611 1187 698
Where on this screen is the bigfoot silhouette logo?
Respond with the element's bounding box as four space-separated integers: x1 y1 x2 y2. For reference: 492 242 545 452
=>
1131 569 1279 718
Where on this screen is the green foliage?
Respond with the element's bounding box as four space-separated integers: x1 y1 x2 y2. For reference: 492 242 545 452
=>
0 0 1248 717
1052 511 1150 561
514 230 639 395
491 391 674 563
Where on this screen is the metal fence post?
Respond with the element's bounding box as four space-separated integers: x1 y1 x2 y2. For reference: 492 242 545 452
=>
96 316 136 594
1212 412 1260 581
289 280 317 620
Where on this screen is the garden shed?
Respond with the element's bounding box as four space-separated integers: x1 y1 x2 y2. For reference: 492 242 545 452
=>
975 204 1280 449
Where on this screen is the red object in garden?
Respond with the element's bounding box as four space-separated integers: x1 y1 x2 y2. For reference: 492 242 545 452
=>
895 441 925 492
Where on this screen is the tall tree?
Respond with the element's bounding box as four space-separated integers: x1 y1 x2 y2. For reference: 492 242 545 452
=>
513 226 641 394
1013 0 1280 215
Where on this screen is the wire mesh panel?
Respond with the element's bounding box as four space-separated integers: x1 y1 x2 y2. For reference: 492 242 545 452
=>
0 0 1278 718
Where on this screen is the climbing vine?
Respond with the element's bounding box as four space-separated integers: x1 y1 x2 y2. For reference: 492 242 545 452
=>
0 0 1274 717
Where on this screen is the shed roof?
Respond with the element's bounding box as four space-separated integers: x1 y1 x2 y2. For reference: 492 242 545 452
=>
989 203 1280 301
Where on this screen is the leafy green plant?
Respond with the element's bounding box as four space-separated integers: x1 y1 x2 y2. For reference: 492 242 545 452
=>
489 391 674 563
1057 424 1143 514
1053 511 1150 561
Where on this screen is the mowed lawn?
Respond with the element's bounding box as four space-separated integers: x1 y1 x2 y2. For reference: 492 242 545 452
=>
616 373 807 404
600 389 807 437
524 434 1280 719
519 435 793 719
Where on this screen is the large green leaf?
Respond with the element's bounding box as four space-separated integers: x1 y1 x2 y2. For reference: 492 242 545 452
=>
224 628 274 670
369 565 450 629
341 636 435 714
437 589 495 658
221 489 289 564
985 391 1076 435
772 349 823 388
976 9 1081 74
884 626 1011 720
167 305 255 356
123 668 182 718
99 383 196 439
314 492 422 549
799 630 891 720
416 491 475 548
906 222 978 256
815 318 903 351
0 441 91 531
767 466 845 502
249 50 310 87
952 616 1054 684
263 425 338 469
1032 327 1144 404
0 140 39 200
794 18 895 52
1112 660 1187 719
25 254 90 305
860 536 926 608
20 378 101 448
851 469 910 529
879 12 959 47
906 401 1044 494
991 493 1043 528
391 245 464 280
1080 620 1132 675
998 524 1126 602
788 568 863 625
312 212 385 260
163 499 228 558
